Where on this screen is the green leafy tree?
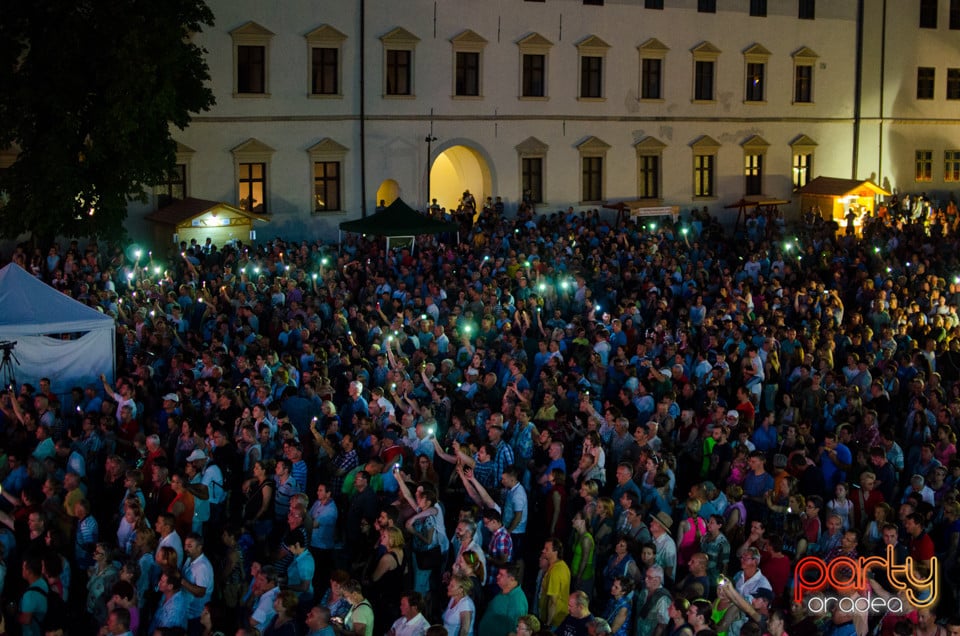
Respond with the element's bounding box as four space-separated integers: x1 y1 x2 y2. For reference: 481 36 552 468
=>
0 0 216 243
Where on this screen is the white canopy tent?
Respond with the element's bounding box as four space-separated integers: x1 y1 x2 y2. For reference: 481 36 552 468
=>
0 264 116 394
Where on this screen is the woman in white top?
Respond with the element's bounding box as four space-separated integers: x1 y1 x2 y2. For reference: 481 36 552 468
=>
442 573 475 636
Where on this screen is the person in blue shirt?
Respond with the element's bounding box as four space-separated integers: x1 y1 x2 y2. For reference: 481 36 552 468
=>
284 530 315 603
148 571 189 634
751 412 779 453
19 556 48 636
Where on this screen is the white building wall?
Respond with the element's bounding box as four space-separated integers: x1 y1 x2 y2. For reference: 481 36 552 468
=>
129 0 879 242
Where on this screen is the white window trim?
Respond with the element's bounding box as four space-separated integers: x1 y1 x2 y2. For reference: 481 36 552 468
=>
691 135 721 200
451 29 487 100
792 46 819 105
637 38 669 103
154 141 194 202
577 136 610 204
635 136 667 202
790 134 818 190
230 21 274 98
742 135 770 197
691 41 721 104
576 35 610 102
517 33 553 101
381 27 420 100
305 24 347 99
307 138 349 214
743 43 771 104
516 137 549 205
231 138 275 214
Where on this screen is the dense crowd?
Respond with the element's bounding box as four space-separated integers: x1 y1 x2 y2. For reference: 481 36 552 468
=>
1 194 960 636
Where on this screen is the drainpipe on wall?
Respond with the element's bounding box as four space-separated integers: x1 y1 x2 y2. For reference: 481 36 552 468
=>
852 0 865 179
360 0 368 217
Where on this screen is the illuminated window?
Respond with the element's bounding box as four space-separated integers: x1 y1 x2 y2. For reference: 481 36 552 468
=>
945 150 960 181
790 135 817 190
308 137 348 213
232 138 274 214
742 135 769 196
916 150 933 181
692 135 720 198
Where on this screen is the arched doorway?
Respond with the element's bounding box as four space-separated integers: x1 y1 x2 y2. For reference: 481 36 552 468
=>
429 144 493 215
375 179 401 207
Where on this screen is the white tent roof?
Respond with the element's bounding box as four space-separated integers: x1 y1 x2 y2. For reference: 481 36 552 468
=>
0 263 114 334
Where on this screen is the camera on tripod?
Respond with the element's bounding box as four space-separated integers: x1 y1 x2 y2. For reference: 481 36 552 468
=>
0 341 17 353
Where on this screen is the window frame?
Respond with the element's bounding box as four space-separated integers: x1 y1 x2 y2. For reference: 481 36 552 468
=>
917 67 936 100
308 138 349 214
638 38 669 102
743 43 771 104
576 36 610 101
516 136 549 205
920 0 939 28
691 42 721 104
750 0 768 17
155 142 193 208
231 22 274 98
792 47 818 104
451 30 487 100
742 135 769 197
636 136 666 202
577 136 610 204
946 150 960 182
916 150 934 182
306 24 347 98
948 68 960 100
231 138 275 215
381 27 420 99
518 33 553 100
691 135 720 199
798 0 815 19
790 135 817 191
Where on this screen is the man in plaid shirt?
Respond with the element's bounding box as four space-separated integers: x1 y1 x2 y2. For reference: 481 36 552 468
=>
482 508 513 592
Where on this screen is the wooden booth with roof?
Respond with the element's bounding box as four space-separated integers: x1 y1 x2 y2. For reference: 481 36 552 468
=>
795 177 890 236
603 200 680 228
144 197 270 248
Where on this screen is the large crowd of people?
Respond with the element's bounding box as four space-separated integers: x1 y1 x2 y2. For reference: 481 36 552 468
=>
0 193 959 636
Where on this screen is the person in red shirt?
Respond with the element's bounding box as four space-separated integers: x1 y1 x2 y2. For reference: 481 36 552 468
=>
759 534 792 600
904 512 936 562
851 471 885 529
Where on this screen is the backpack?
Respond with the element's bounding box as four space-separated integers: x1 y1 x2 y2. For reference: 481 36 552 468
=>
25 584 69 633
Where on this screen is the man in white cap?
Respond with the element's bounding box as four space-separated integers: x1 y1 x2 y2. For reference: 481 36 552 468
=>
187 449 226 533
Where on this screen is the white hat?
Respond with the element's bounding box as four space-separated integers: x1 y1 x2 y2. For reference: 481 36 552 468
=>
186 450 207 463
162 393 179 403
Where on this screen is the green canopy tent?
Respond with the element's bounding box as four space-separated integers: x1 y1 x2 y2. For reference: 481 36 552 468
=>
338 198 460 253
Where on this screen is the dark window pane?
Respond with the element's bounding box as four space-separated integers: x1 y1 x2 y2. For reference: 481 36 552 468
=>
522 157 543 203
456 51 480 96
750 0 767 17
795 64 812 102
695 61 714 100
237 45 265 94
580 56 602 98
920 0 938 27
312 48 338 95
642 58 662 99
746 62 765 101
917 67 935 99
582 157 603 201
386 49 411 95
798 0 815 19
699 0 717 13
522 54 546 97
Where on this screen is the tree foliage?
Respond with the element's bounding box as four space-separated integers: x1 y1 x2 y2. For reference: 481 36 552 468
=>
0 0 215 242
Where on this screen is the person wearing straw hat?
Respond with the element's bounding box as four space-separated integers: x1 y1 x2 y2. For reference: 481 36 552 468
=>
648 512 676 582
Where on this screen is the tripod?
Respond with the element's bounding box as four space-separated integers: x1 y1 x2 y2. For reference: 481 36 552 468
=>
0 343 20 390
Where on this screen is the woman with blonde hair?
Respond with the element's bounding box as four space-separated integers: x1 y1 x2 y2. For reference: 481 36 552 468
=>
367 526 406 629
443 573 476 636
677 498 706 571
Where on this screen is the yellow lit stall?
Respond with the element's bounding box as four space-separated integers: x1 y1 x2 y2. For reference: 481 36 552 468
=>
795 177 890 236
